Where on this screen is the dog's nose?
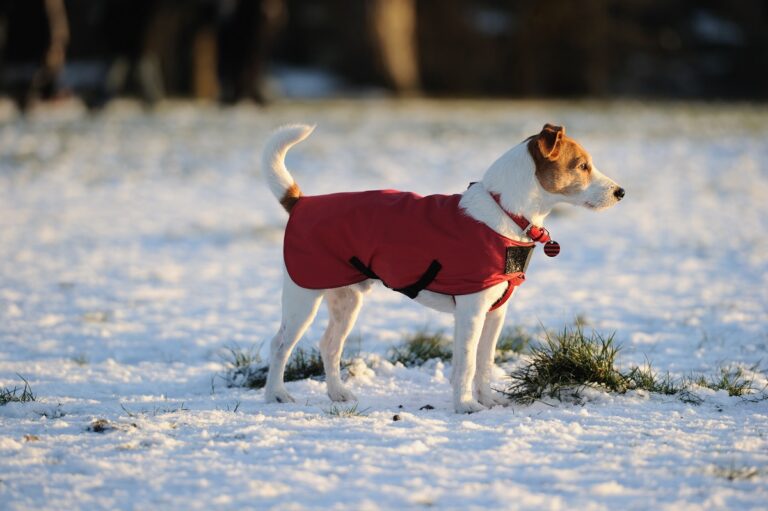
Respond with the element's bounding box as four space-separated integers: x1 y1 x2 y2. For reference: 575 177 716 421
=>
614 187 625 200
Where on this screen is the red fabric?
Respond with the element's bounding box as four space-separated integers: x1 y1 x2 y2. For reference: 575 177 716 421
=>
284 190 533 310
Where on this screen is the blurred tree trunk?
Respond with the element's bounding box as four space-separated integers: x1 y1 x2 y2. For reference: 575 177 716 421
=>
193 27 218 100
28 0 68 104
369 0 420 94
141 4 183 102
218 0 285 104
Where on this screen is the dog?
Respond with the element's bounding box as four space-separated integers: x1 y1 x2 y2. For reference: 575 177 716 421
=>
261 123 624 413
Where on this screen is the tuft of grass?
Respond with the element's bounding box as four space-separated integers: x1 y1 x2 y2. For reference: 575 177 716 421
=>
505 323 763 406
506 327 626 404
221 344 329 389
0 375 36 406
220 344 268 389
626 364 755 403
625 361 681 395
625 363 705 404
688 366 754 397
388 330 452 367
495 326 533 362
324 402 368 418
284 348 326 383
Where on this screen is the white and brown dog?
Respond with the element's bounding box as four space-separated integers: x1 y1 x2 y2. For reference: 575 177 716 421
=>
261 123 624 413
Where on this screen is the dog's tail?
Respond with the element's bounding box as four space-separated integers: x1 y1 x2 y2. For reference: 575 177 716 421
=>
262 124 315 213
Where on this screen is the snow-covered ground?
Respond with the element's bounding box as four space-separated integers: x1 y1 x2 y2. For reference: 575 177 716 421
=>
1 99 767 510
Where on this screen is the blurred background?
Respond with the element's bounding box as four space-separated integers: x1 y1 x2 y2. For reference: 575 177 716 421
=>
1 0 767 109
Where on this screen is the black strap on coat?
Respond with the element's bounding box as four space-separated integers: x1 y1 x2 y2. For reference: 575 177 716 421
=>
349 257 442 299
349 257 380 280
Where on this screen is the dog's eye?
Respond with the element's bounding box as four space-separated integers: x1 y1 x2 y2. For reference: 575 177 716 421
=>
579 162 590 171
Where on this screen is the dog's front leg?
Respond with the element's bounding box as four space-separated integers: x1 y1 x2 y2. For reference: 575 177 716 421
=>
452 289 500 413
473 303 510 407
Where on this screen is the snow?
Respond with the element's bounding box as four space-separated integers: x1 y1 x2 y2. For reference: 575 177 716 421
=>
1 99 767 510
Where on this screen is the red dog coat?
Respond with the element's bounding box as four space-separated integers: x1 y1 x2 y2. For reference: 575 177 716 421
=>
284 190 534 311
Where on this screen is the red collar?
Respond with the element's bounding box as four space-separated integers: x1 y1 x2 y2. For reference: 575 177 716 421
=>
489 192 560 257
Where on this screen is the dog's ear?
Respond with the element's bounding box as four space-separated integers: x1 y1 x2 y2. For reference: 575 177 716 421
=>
537 124 565 160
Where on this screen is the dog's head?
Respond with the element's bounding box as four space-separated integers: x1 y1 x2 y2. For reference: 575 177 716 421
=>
527 124 624 210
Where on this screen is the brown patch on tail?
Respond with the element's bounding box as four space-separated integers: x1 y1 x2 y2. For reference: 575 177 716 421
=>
280 183 303 213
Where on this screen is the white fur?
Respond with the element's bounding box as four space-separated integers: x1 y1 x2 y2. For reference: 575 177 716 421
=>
458 183 530 242
262 124 315 200
475 141 558 226
262 126 622 413
568 166 621 210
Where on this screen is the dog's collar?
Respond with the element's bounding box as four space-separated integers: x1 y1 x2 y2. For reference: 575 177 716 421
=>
468 182 560 257
492 194 560 257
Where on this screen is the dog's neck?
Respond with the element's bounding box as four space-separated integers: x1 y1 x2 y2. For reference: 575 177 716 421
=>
459 142 556 241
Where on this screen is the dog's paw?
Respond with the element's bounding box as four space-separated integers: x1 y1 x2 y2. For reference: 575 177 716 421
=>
327 385 357 403
454 398 486 414
264 386 295 404
476 388 510 408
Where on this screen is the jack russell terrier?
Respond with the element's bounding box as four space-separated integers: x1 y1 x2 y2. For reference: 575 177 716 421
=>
261 123 624 413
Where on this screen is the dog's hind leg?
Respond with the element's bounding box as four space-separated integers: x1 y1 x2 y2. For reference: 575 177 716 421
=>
320 285 364 402
473 303 510 407
264 273 323 404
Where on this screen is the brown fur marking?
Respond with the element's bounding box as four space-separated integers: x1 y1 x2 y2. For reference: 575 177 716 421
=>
527 124 593 196
280 183 303 213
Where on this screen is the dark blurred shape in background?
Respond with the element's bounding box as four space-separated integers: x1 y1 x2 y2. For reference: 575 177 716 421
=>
0 0 766 110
